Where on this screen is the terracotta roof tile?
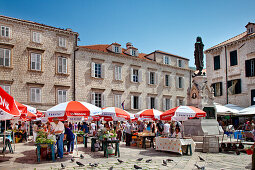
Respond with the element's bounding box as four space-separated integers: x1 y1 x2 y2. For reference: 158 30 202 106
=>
205 31 255 52
146 50 189 60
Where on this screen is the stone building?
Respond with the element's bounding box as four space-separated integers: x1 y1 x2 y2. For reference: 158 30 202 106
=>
205 22 255 107
76 43 192 112
0 15 78 111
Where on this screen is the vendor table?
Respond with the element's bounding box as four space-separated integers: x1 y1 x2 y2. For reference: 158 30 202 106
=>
155 137 195 155
139 135 155 149
83 135 90 148
102 140 120 158
36 143 55 162
0 132 13 154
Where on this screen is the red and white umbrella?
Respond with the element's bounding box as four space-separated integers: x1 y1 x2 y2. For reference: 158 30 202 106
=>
46 101 102 120
0 87 20 120
135 109 163 120
160 106 206 121
101 107 133 121
15 101 37 120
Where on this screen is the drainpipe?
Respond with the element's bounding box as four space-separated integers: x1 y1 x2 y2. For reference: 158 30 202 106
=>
73 34 78 101
225 46 228 104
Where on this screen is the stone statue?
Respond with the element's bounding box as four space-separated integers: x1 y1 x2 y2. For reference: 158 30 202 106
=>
194 36 204 76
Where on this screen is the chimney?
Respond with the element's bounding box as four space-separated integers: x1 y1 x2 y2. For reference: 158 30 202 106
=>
126 42 133 49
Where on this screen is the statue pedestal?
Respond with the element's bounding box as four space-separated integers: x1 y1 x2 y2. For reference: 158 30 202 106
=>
186 75 222 137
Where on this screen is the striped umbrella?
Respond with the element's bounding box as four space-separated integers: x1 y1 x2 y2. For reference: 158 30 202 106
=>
46 101 102 120
135 109 163 120
101 107 132 121
160 106 206 121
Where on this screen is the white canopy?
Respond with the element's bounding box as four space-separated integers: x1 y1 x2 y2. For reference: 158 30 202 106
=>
215 103 238 115
237 105 255 116
224 104 244 112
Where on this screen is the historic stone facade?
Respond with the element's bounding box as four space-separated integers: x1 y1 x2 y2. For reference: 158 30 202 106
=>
0 15 78 111
205 22 255 107
75 43 192 112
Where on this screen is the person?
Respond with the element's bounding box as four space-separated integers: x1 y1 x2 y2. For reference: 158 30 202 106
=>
151 121 156 133
78 122 81 131
90 121 97 135
20 122 27 142
125 121 132 146
137 121 144 132
104 122 110 131
163 121 170 136
171 127 182 139
116 122 122 141
69 122 73 131
146 122 152 132
64 122 75 154
52 118 65 159
32 122 38 142
156 120 164 136
18 121 22 130
82 122 89 134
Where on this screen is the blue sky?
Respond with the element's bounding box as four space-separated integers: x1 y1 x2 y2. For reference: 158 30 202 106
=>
1 0 254 67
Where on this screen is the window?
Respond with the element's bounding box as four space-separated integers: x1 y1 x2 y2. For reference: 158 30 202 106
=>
91 62 103 78
227 79 241 95
163 98 172 111
149 72 156 85
115 66 122 80
58 90 67 104
30 88 41 103
114 46 119 53
132 49 136 56
91 92 104 107
1 26 10 37
245 58 255 77
58 56 67 74
177 98 184 106
132 69 139 82
114 94 122 108
30 53 41 71
212 82 222 97
32 32 41 43
148 97 157 109
214 55 220 70
0 85 10 94
165 75 170 86
230 50 238 66
0 48 10 67
131 95 140 110
59 37 66 47
178 59 183 67
177 77 184 89
163 56 170 65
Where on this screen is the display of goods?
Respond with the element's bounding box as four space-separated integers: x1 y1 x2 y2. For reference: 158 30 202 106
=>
36 130 55 144
75 131 85 137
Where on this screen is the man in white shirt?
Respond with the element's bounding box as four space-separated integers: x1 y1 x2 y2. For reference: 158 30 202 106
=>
125 121 132 146
52 118 65 158
90 121 97 135
163 121 170 136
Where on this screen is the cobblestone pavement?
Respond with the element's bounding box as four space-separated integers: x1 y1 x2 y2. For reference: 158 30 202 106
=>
0 141 252 170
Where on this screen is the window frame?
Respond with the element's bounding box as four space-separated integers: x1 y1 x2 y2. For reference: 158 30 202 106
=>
214 55 220 70
95 63 102 78
133 69 139 82
149 72 155 85
30 52 42 71
212 82 222 97
230 50 238 66
59 37 66 48
0 84 10 94
163 56 170 65
114 46 119 53
115 65 122 80
1 26 10 38
165 74 170 87
114 94 122 108
32 32 41 43
30 87 41 103
0 47 11 67
58 56 67 74
227 79 241 95
133 96 139 110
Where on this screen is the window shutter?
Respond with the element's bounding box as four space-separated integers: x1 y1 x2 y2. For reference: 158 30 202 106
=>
31 53 36 70
102 94 105 108
176 77 179 88
1 26 4 36
37 33 40 43
91 92 95 105
36 54 41 70
63 90 67 102
138 69 142 82
181 77 184 89
115 66 118 80
170 99 172 109
155 72 158 85
101 64 105 78
33 32 36 42
58 57 62 73
58 90 62 104
245 60 251 77
130 68 133 82
91 62 95 77
31 88 35 102
119 66 122 80
114 95 117 107
131 95 134 109
5 49 10 67
63 58 67 74
138 96 142 109
147 97 151 109
163 56 166 64
163 98 166 111
5 27 9 37
148 72 150 84
36 88 40 103
177 99 180 107
0 48 4 66
155 97 158 109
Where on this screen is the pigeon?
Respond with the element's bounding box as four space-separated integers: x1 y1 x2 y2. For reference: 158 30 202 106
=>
163 160 167 165
80 154 84 159
71 157 75 162
134 165 142 169
195 164 205 170
145 159 152 163
94 163 99 167
136 158 143 161
76 161 85 167
198 156 205 161
166 158 173 162
117 159 124 163
61 163 66 169
109 166 113 170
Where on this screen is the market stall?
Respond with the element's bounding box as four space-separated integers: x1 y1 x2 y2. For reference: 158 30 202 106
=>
132 132 156 149
155 137 195 155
